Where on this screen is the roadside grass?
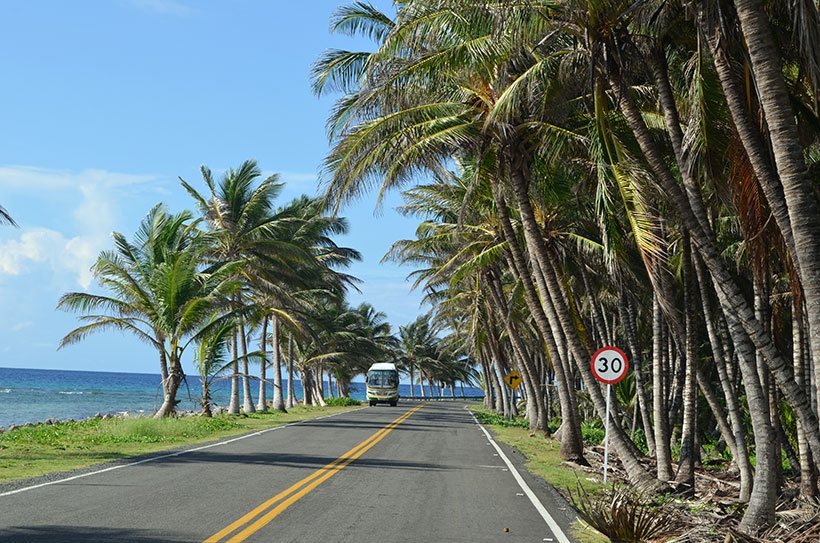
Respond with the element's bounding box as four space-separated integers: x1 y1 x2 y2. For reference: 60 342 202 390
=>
472 407 603 497
0 405 358 484
471 407 609 543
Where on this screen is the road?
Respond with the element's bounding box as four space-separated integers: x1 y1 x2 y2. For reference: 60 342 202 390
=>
0 402 579 543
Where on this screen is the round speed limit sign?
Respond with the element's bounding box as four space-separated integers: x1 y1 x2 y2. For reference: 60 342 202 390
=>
590 346 629 384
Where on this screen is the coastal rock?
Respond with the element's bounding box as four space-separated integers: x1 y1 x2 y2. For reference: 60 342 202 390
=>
7 424 17 432
44 418 57 425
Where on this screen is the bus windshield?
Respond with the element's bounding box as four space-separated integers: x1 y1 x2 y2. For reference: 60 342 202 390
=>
367 370 398 388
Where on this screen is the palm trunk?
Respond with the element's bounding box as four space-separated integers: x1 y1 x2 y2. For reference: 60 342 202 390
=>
494 185 584 460
608 70 820 466
302 369 313 406
723 306 777 533
409 363 415 399
270 315 286 412
619 289 656 455
228 328 240 414
157 336 169 396
484 270 546 432
257 316 268 412
653 294 674 480
286 334 295 408
239 320 255 413
154 352 182 418
200 380 212 417
505 162 659 488
731 0 820 395
675 236 697 494
794 305 818 497
694 253 753 500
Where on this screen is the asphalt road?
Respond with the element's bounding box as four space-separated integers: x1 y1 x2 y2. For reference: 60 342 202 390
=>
0 402 579 543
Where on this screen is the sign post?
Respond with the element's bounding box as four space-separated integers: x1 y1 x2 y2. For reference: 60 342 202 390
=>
503 370 523 420
590 346 629 484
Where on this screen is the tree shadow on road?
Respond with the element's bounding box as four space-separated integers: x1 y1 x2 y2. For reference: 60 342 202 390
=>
0 526 191 543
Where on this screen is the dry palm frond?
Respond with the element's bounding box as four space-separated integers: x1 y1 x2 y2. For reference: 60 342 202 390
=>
570 483 679 542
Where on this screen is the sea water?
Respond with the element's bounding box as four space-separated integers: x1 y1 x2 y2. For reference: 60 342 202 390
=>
0 367 483 427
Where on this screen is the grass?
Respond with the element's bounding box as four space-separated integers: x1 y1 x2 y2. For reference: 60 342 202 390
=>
324 396 362 407
471 407 609 542
0 405 359 484
471 407 603 497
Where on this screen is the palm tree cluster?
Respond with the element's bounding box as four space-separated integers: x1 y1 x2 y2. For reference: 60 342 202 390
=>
58 161 393 417
397 315 477 398
315 0 820 533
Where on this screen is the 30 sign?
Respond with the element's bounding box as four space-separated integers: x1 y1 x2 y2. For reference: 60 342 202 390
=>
590 346 629 385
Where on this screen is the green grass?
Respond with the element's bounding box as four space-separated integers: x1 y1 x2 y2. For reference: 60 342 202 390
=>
324 396 362 407
471 407 609 541
0 405 359 484
470 407 603 497
572 521 610 543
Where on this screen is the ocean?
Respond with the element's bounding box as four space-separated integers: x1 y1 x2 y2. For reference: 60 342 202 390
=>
0 367 483 427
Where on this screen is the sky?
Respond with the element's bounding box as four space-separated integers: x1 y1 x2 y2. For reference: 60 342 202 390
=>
0 0 426 375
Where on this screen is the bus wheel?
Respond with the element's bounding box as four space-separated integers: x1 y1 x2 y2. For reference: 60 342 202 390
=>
369 401 376 407
389 401 397 407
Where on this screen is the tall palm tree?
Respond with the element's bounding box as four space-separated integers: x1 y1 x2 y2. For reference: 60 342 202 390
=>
58 205 242 417
181 160 294 414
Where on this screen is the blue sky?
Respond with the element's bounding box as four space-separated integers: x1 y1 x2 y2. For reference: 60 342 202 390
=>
0 0 426 375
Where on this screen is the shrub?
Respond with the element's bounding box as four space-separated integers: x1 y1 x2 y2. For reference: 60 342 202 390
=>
570 484 677 543
473 409 530 428
582 421 605 445
325 396 361 407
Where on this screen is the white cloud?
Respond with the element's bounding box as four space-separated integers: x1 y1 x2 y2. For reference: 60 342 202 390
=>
0 165 162 289
11 321 33 332
0 165 155 190
279 172 319 184
0 227 103 288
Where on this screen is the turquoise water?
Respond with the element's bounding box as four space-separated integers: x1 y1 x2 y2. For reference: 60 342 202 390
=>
0 367 482 427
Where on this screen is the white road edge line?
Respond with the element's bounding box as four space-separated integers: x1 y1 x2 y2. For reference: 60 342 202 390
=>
469 411 573 543
0 407 366 498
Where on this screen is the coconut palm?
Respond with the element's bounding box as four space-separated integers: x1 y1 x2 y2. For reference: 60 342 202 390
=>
58 205 242 417
180 160 318 414
316 0 820 530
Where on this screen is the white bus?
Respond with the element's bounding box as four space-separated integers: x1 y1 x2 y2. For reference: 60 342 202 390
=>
366 362 399 406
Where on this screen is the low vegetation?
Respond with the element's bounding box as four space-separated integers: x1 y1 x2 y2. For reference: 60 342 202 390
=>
0 406 356 484
472 408 602 497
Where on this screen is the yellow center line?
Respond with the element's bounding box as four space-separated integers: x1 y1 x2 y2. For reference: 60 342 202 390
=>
204 404 424 543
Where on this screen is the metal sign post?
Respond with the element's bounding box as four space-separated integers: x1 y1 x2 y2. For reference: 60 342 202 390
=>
590 346 629 485
504 370 522 421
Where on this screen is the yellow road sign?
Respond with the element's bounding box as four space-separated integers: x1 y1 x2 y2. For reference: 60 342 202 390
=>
504 370 523 390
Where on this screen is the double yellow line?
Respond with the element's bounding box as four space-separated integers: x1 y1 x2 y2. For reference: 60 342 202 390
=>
204 404 425 543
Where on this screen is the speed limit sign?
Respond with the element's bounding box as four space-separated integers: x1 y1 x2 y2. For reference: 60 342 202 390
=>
591 345 629 484
590 346 629 385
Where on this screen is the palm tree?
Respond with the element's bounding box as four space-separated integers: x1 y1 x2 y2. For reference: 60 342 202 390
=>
194 316 234 417
181 160 291 414
58 205 242 417
398 316 439 399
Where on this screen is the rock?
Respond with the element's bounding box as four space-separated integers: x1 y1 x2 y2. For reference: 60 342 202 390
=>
6 425 17 432
44 418 57 425
94 412 102 419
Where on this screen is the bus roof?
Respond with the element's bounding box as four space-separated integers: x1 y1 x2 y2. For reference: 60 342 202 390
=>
368 362 397 372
